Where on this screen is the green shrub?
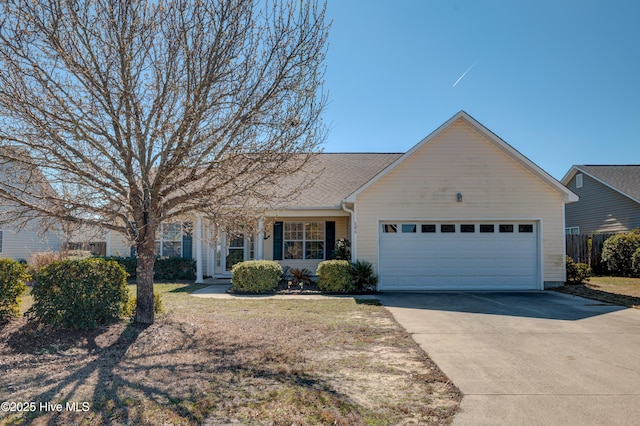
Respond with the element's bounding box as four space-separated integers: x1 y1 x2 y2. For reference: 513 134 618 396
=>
565 256 592 284
27 258 129 329
317 260 353 292
103 256 195 280
127 291 164 317
632 248 640 277
231 260 282 293
601 230 640 276
0 259 30 321
351 260 378 291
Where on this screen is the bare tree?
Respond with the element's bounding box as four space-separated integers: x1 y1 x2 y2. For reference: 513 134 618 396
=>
0 0 329 324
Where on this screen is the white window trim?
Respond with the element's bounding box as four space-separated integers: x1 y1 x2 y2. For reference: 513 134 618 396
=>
576 173 583 189
565 226 580 235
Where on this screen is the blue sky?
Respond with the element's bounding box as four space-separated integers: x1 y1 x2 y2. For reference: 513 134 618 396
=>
321 1 640 180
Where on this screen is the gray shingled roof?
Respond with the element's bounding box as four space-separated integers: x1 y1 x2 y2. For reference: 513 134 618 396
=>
281 153 402 208
578 165 640 202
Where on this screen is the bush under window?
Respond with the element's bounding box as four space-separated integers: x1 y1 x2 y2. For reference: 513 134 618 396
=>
231 260 282 293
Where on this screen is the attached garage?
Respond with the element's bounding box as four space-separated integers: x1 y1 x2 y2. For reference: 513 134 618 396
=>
378 221 541 290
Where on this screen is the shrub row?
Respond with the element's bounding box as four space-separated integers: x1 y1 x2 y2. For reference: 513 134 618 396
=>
103 256 196 280
231 259 378 293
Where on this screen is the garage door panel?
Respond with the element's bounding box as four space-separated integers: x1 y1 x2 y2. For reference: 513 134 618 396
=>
379 221 538 290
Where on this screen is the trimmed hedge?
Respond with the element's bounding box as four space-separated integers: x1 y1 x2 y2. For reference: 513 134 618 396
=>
27 258 129 329
317 260 354 292
0 259 30 321
232 260 282 293
103 256 196 280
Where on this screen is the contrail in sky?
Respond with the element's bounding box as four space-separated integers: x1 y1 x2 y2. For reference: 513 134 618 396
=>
453 61 478 87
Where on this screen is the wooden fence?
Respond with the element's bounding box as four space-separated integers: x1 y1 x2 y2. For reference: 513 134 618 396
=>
565 233 616 274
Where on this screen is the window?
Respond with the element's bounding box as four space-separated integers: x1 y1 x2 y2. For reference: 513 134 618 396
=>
499 224 514 233
284 222 324 260
480 224 495 233
402 224 417 233
461 224 475 233
382 224 397 233
441 224 456 233
421 224 436 233
565 227 580 235
519 224 534 233
155 223 183 257
576 173 583 189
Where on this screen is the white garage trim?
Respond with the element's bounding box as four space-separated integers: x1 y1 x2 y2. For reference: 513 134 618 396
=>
377 219 543 291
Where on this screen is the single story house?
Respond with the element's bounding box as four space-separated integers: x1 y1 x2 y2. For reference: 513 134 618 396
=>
562 165 640 235
100 111 578 290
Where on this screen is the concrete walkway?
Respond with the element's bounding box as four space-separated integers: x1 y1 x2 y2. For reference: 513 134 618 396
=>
378 291 640 426
191 284 378 300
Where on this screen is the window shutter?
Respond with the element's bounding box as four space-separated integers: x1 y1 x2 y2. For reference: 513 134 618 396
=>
325 221 335 259
182 224 193 258
273 222 283 260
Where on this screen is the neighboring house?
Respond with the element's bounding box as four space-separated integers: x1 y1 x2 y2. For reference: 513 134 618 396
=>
100 111 578 290
562 165 640 235
0 150 61 261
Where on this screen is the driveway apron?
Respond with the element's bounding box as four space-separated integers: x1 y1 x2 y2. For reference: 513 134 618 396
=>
379 291 640 426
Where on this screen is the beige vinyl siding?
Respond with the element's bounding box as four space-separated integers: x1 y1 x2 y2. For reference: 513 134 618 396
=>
565 172 640 234
264 216 349 273
355 120 566 284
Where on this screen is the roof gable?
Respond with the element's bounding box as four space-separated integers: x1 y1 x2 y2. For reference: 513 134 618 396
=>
562 165 640 205
346 111 578 203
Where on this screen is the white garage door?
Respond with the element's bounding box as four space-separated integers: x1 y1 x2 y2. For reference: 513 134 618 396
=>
378 221 539 290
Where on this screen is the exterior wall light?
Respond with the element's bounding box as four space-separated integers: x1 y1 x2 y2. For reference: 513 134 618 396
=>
456 192 463 202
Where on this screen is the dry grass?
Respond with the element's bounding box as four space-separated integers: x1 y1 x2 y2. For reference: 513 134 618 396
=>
554 276 640 308
0 284 461 425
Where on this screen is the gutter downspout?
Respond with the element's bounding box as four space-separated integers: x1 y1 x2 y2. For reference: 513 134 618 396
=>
341 201 356 260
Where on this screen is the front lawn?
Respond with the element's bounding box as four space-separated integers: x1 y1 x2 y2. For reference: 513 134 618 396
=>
554 276 640 309
1 284 461 425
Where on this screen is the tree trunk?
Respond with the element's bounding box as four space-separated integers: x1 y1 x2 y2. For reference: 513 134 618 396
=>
135 235 156 325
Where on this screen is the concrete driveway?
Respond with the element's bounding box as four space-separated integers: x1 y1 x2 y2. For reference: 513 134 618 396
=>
378 291 640 426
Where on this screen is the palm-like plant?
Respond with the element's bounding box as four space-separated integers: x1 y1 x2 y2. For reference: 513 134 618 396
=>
289 268 313 289
351 260 378 291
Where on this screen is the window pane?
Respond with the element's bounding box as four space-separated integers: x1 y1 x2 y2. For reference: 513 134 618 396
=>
163 241 182 258
499 224 514 233
421 224 436 233
284 241 303 259
480 224 495 233
519 224 534 233
284 222 304 240
229 235 244 248
401 224 416 233
441 224 455 233
383 224 397 233
163 223 182 241
461 224 475 233
305 241 324 259
305 222 324 240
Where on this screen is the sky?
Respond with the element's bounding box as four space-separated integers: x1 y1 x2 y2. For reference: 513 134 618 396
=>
320 0 640 180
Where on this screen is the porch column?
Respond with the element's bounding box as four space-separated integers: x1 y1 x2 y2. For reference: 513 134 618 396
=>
195 214 204 283
211 223 217 277
257 217 264 260
105 231 112 257
219 231 227 274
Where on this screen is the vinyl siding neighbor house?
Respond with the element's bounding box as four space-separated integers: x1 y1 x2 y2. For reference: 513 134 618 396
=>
562 165 640 235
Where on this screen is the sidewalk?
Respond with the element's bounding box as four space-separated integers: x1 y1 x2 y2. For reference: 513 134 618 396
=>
191 284 378 300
